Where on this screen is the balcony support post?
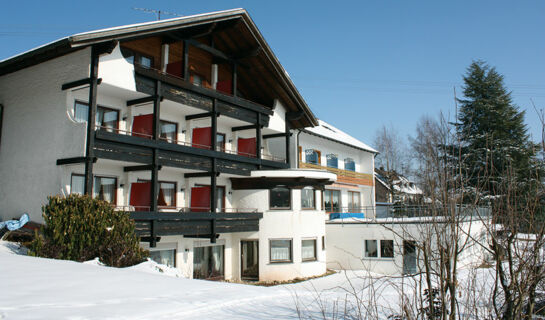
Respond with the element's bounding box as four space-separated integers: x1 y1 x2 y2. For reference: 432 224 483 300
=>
210 158 217 243
150 80 162 247
285 121 291 166
84 46 99 195
232 63 237 97
256 112 262 165
211 99 217 151
182 40 189 80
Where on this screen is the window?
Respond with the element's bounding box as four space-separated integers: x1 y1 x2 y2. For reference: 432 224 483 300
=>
269 187 291 210
149 249 176 267
270 239 292 263
160 120 177 142
305 149 320 164
365 240 378 258
344 158 355 171
381 240 394 258
326 154 338 168
74 102 119 132
93 176 117 204
302 239 317 261
159 182 176 207
71 174 85 195
71 174 117 204
216 133 226 152
120 47 154 68
323 189 340 213
365 239 395 258
139 179 177 208
348 191 361 213
301 187 315 209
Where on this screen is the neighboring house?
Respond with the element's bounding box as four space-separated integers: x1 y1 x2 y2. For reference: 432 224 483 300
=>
0 9 334 281
374 167 424 205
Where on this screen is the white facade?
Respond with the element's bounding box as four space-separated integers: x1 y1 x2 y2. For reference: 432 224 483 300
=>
326 217 490 275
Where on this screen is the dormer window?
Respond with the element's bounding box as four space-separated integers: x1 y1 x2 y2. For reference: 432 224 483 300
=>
305 149 320 165
326 154 338 168
344 158 355 171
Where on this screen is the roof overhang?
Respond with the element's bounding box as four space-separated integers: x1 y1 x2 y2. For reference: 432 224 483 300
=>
0 8 317 128
231 169 336 190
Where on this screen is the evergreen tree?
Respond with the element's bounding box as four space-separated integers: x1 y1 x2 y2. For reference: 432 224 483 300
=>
456 61 537 198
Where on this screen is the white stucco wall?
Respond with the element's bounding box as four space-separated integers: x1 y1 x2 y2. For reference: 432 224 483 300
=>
0 48 91 222
232 189 327 281
325 219 490 275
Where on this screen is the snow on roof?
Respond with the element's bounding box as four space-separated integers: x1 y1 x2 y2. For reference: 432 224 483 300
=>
304 120 378 154
393 175 423 195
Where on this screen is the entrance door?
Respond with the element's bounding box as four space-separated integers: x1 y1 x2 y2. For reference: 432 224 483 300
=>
193 245 224 280
241 240 259 280
403 240 417 275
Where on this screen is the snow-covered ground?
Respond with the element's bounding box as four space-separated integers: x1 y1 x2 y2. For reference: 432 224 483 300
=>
0 241 493 319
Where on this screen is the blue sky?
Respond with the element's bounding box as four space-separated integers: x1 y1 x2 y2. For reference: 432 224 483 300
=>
1 1 544 148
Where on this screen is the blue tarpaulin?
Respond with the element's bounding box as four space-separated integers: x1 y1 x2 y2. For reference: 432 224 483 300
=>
0 213 30 231
329 212 365 220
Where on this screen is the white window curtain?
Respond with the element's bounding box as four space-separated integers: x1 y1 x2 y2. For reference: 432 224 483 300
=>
94 177 116 203
160 182 175 206
365 240 378 258
74 102 89 123
149 249 175 267
302 239 316 260
71 175 85 195
301 187 315 209
270 240 291 261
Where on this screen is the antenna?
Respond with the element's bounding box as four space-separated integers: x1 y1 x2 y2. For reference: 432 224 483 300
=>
133 8 183 20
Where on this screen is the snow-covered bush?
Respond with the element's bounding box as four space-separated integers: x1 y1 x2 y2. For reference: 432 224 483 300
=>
29 194 148 267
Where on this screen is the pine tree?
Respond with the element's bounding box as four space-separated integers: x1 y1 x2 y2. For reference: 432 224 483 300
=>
456 60 536 198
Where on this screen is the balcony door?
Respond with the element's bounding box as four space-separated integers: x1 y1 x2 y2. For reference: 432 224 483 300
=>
348 191 361 213
323 190 340 213
241 240 259 280
193 245 225 280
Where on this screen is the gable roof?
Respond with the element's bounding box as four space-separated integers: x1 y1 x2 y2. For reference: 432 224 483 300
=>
0 8 317 128
303 120 378 154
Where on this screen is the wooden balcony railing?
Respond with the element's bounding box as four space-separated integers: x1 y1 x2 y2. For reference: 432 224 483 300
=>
299 162 374 186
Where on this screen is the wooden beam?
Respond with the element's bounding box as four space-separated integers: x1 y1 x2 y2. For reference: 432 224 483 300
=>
185 111 218 120
126 95 161 107
124 165 161 172
263 133 288 139
139 236 161 243
57 156 97 165
61 78 102 91
184 172 220 178
186 38 231 61
232 124 260 132
84 46 99 195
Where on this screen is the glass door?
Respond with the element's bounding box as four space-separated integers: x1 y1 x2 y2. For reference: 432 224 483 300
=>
323 190 340 213
403 241 417 275
241 240 259 280
348 191 360 213
193 245 225 280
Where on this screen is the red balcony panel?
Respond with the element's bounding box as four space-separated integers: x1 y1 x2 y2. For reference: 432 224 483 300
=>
192 127 212 149
166 61 183 78
216 80 232 95
190 186 211 212
238 137 256 158
132 114 153 139
129 182 151 211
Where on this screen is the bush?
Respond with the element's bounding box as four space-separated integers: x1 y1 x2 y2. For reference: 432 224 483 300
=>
29 194 148 267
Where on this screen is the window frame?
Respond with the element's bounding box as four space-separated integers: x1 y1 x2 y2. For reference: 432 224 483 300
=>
380 240 395 258
348 191 361 212
71 173 118 204
74 101 120 131
216 133 226 152
344 157 355 171
160 120 178 143
269 238 293 263
120 47 155 68
300 187 316 210
305 149 321 165
323 189 341 213
269 187 292 210
364 240 378 258
138 179 178 208
301 238 317 262
149 248 177 268
326 153 338 168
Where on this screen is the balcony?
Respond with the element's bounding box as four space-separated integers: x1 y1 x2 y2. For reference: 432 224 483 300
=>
299 162 373 186
327 205 492 220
